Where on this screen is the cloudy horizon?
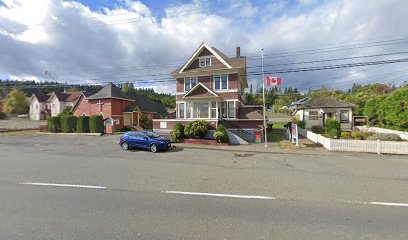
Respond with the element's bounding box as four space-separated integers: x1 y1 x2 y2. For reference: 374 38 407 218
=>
1 0 408 93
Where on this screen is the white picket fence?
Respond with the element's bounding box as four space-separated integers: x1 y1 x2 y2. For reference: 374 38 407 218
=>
299 129 408 155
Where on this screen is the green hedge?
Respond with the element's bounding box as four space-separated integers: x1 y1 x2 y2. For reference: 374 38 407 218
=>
169 122 185 142
0 112 6 120
61 115 77 133
367 133 401 141
77 116 90 133
184 120 208 138
90 115 104 134
47 116 61 133
311 125 324 134
325 118 341 138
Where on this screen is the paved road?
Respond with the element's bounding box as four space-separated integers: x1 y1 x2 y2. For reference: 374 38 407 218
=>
1 134 408 239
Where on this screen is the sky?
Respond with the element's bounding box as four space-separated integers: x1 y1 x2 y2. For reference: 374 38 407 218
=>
0 0 408 93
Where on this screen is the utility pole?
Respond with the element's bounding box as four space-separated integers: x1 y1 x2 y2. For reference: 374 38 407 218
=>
261 48 268 147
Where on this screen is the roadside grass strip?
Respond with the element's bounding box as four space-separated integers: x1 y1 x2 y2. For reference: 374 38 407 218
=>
20 182 107 189
162 191 276 200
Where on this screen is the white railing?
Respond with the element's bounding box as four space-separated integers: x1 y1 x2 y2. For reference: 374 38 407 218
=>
355 126 408 140
299 128 408 155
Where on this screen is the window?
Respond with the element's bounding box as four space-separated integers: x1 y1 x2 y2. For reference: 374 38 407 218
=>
179 103 185 119
36 104 38 109
221 102 227 118
210 101 217 118
199 57 211 67
308 110 318 120
184 77 197 92
213 75 228 90
340 110 349 123
198 102 209 118
186 102 191 119
228 101 235 118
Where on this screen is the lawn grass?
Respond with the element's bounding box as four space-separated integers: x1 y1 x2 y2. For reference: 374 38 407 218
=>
0 130 40 136
266 123 288 142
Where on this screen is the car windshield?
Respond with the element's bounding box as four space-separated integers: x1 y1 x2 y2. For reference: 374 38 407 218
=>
144 131 160 138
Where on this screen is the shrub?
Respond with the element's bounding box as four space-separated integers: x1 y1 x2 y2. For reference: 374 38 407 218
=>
184 120 208 138
61 115 77 133
367 133 402 141
169 129 182 143
170 122 184 142
140 115 153 129
47 116 61 133
340 131 352 139
77 116 90 133
297 120 306 129
351 131 375 140
0 112 7 119
214 124 229 143
90 115 104 134
311 125 324 134
325 118 341 139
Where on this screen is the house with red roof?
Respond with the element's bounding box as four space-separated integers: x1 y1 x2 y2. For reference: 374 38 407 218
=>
153 42 264 143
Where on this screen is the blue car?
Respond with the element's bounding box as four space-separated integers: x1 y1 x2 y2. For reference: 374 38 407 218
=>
119 131 171 153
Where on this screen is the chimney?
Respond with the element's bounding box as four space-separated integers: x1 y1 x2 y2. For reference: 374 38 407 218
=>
63 88 67 93
236 46 240 58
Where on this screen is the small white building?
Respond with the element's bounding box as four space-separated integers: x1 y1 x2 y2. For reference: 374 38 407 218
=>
293 97 355 130
29 91 82 120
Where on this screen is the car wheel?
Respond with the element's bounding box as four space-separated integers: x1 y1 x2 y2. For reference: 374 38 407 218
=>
121 142 129 151
150 144 157 153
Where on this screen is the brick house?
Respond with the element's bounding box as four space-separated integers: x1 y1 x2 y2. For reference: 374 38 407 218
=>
153 42 264 143
71 82 169 133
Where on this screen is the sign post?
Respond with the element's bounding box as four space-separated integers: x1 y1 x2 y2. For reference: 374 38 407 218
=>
292 124 299 147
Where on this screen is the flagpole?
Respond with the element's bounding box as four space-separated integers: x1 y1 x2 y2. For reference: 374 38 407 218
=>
261 48 267 147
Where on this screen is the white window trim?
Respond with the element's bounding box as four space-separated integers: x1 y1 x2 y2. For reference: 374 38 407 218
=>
213 74 229 91
178 103 185 119
199 56 212 67
184 77 198 93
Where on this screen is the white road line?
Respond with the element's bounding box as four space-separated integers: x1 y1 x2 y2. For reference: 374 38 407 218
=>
20 182 107 189
162 191 275 200
369 202 408 207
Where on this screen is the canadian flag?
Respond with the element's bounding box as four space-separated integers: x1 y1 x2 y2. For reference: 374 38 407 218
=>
266 76 282 86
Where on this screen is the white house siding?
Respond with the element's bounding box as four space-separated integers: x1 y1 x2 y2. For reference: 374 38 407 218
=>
50 96 61 116
29 98 46 120
296 107 353 130
303 108 323 129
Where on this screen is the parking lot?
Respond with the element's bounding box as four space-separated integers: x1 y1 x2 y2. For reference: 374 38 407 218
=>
1 133 408 239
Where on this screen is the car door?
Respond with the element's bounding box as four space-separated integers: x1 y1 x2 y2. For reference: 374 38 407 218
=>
137 133 150 149
127 133 139 147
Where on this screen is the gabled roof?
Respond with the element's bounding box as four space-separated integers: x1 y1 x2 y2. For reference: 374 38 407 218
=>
177 42 232 74
183 82 219 99
87 82 133 101
297 97 355 109
49 91 83 102
238 106 264 120
31 92 50 102
124 95 169 116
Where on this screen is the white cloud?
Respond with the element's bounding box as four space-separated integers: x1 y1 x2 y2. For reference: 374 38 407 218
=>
0 0 407 93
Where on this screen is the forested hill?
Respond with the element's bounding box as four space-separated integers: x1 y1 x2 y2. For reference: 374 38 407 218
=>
0 80 176 109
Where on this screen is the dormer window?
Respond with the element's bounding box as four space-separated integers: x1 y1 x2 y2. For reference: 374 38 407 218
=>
199 57 211 67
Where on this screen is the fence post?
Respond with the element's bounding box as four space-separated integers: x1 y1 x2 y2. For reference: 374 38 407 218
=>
377 140 381 154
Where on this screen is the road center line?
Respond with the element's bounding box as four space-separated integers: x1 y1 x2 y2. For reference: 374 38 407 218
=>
20 182 107 189
162 191 275 200
369 202 408 207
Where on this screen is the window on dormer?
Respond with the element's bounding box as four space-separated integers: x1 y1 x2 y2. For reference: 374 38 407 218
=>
199 57 211 67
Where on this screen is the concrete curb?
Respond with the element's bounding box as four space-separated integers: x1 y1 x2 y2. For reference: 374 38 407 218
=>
39 132 103 136
172 143 333 156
